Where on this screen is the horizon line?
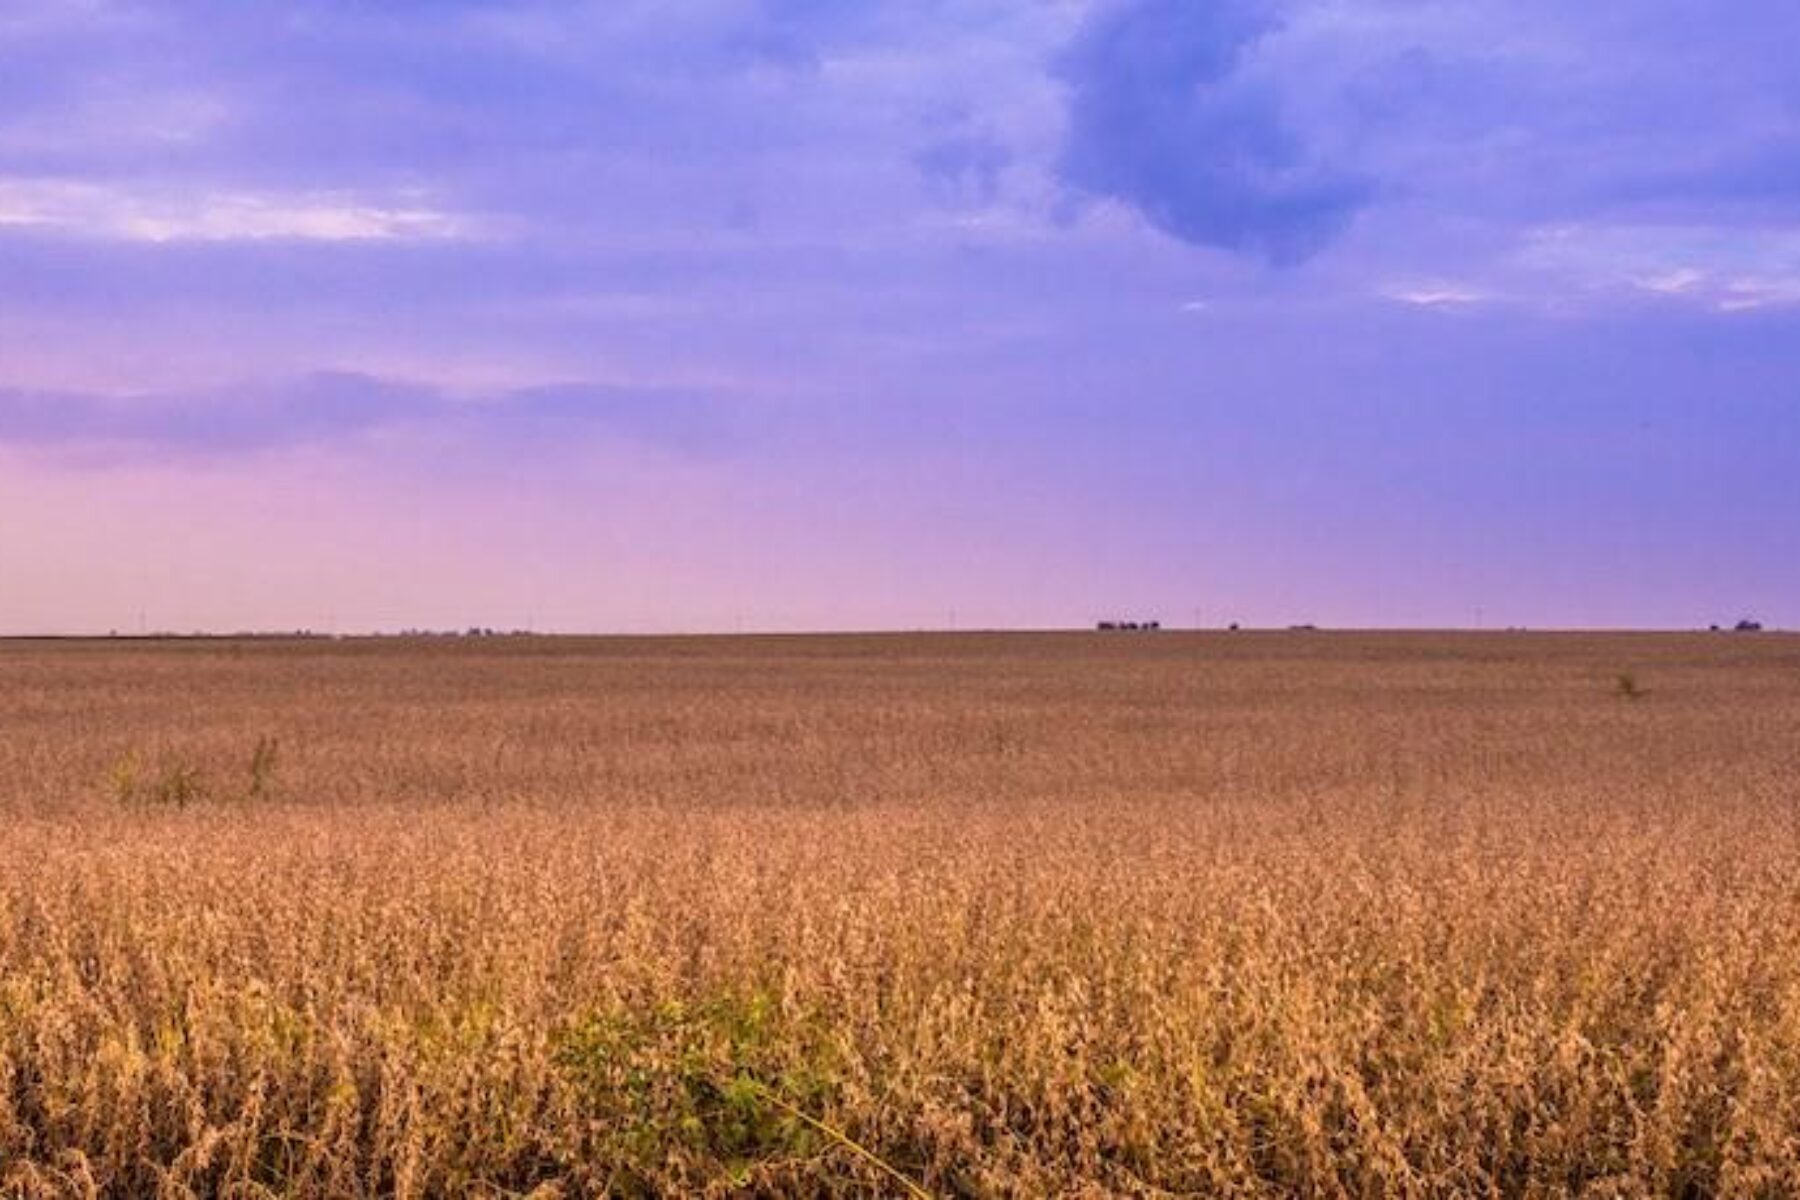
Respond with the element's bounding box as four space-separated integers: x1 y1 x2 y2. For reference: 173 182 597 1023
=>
0 625 1785 642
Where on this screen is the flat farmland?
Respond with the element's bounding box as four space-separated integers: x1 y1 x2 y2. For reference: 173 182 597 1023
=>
3 632 1800 1197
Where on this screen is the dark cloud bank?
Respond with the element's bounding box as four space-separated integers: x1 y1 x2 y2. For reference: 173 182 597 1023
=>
1055 0 1370 264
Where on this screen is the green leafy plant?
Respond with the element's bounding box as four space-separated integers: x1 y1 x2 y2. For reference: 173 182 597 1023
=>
554 992 929 1195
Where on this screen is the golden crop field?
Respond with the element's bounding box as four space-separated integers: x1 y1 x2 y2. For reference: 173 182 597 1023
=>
3 631 1799 1197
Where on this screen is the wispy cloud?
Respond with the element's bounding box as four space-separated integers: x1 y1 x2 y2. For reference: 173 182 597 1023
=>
1379 282 1491 310
0 371 743 459
0 179 480 243
1518 223 1800 313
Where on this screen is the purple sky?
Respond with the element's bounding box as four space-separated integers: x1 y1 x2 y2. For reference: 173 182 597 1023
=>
3 0 1797 633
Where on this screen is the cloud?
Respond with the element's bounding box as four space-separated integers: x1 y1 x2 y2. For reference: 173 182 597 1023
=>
913 128 1012 203
0 371 742 458
1379 282 1491 310
1605 134 1800 223
1517 223 1800 313
1053 0 1370 265
0 179 479 243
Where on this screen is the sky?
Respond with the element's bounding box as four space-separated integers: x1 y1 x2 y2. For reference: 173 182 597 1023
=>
2 0 1797 633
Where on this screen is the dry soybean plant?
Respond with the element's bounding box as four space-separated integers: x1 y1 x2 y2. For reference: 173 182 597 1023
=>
2 631 1800 1196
